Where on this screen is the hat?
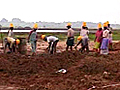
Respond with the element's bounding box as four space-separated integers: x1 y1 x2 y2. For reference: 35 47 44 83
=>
16 39 20 45
33 23 38 29
106 21 109 25
82 22 86 27
66 23 72 26
98 23 102 28
9 23 14 27
77 36 83 40
41 35 46 39
103 22 107 27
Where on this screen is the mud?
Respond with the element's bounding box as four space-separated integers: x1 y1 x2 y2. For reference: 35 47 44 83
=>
0 41 120 90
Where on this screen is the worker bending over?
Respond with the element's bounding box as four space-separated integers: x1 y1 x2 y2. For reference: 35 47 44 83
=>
74 36 83 50
41 35 59 54
4 37 20 53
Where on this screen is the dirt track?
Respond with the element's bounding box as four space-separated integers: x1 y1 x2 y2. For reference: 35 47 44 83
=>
0 41 120 90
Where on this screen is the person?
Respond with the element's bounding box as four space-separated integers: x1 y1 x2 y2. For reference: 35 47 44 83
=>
28 23 38 55
4 37 20 53
94 23 103 53
8 23 14 38
74 36 83 50
106 21 112 31
40 35 59 54
4 23 16 53
79 22 89 53
103 22 109 38
100 22 109 55
106 21 113 50
66 23 74 51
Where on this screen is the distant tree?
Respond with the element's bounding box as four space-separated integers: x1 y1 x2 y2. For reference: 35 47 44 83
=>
12 18 21 23
0 18 8 22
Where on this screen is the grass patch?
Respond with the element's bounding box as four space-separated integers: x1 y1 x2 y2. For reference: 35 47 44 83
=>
0 30 120 42
112 31 120 40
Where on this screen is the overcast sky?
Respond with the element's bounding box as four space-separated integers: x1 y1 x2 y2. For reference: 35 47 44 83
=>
0 0 120 24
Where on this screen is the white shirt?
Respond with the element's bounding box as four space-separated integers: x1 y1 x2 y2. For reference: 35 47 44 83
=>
80 29 89 38
8 30 12 37
47 36 59 43
8 30 14 37
103 29 109 38
67 28 74 37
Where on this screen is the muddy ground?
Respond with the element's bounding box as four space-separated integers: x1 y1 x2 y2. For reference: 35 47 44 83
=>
0 41 120 90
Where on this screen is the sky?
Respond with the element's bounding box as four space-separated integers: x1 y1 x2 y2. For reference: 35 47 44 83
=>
0 0 120 24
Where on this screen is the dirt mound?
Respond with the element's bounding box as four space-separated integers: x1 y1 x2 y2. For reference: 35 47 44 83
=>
1 51 120 89
113 41 120 50
0 51 84 89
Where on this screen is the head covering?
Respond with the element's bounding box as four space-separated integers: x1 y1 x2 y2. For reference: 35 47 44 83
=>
103 22 107 27
66 23 72 26
77 36 83 40
33 23 38 29
98 23 102 28
82 22 87 27
16 39 20 45
106 21 109 25
9 23 14 27
41 35 46 39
